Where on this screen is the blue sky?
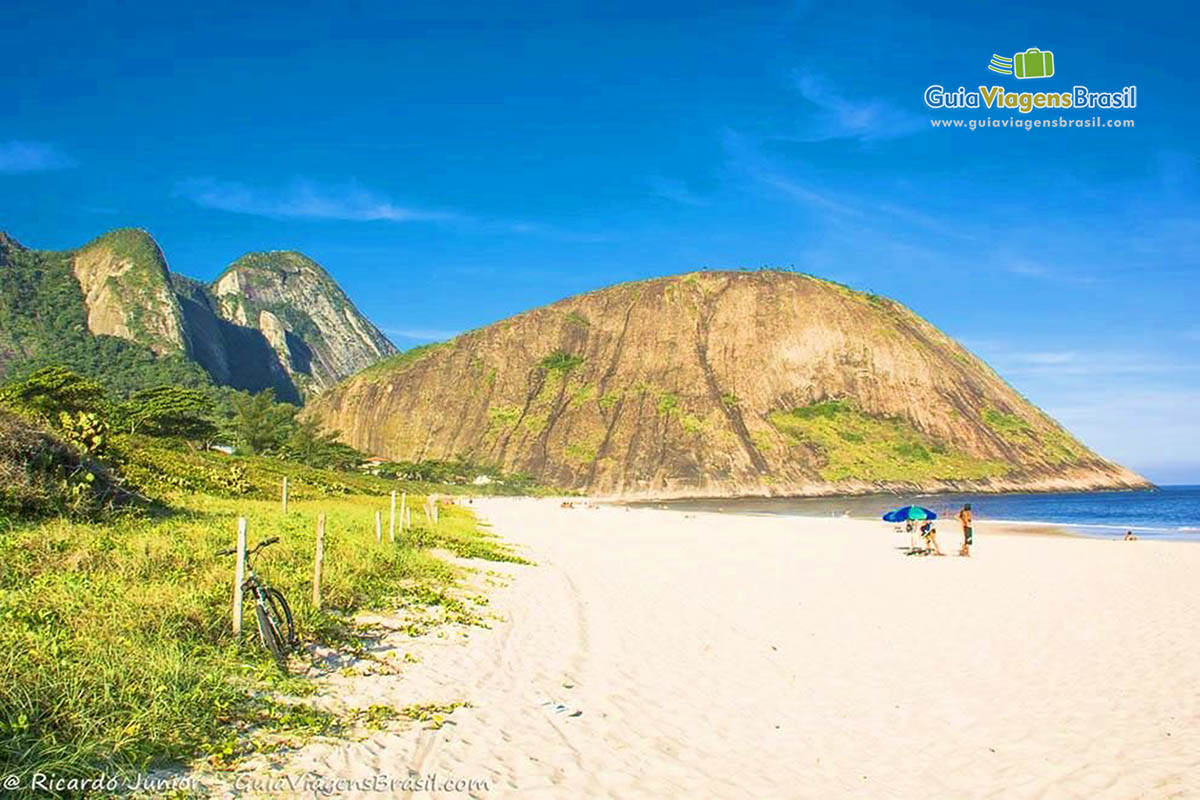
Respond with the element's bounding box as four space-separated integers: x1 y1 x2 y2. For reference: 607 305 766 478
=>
2 0 1197 482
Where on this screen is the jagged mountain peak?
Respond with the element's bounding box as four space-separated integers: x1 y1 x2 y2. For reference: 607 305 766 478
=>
208 249 396 392
0 230 25 251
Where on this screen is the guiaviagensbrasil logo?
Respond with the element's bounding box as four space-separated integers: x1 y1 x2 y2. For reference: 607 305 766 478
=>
989 48 1054 79
924 47 1136 115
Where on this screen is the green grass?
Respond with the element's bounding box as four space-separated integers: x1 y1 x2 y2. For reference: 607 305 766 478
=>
0 468 523 782
982 407 1033 436
982 407 1087 464
769 400 1010 482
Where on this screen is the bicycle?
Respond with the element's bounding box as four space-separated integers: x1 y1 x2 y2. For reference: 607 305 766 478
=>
217 536 297 668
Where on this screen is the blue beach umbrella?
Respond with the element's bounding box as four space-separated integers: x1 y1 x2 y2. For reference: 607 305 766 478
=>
882 505 938 522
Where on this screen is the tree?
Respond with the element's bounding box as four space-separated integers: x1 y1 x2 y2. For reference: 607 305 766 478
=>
227 389 296 455
119 386 218 442
283 418 361 469
0 366 108 421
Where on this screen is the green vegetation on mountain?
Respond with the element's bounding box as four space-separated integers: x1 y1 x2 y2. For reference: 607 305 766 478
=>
0 228 396 404
0 237 213 398
768 400 1010 482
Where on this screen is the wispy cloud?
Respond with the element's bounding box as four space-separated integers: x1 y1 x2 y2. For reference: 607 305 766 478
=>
791 71 924 143
501 221 613 244
176 176 612 244
384 327 460 342
977 343 1200 380
724 128 974 250
0 140 76 173
965 340 1200 476
1015 351 1077 366
647 175 709 207
176 177 455 222
1003 258 1053 279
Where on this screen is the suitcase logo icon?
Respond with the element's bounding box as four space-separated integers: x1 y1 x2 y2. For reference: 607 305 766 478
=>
988 48 1055 79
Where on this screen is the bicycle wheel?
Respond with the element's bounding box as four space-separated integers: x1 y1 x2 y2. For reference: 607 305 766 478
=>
263 587 297 649
255 599 289 668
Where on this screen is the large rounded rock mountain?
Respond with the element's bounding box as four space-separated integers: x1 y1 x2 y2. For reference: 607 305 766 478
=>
308 270 1148 498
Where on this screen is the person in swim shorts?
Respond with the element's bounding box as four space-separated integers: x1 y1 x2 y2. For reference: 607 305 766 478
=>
957 503 973 557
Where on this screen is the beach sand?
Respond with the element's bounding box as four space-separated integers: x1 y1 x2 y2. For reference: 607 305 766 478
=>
204 498 1200 799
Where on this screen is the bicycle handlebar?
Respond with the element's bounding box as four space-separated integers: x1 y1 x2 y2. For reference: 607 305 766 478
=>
216 536 280 558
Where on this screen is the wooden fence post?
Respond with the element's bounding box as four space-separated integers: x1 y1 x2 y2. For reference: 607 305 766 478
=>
433 496 439 525
281 477 289 515
375 510 382 543
313 514 326 609
399 492 407 533
389 490 397 542
233 517 247 636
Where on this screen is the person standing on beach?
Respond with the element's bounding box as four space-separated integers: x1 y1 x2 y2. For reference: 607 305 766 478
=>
957 504 973 557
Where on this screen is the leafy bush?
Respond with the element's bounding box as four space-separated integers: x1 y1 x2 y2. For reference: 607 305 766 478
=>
0 409 133 521
538 350 584 374
0 366 108 422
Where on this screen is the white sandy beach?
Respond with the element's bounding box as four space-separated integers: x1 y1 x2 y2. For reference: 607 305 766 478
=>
205 499 1200 799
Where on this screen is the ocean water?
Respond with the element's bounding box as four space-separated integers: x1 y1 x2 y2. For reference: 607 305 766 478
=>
642 486 1200 541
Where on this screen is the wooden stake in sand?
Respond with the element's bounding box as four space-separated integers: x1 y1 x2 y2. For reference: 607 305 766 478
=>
232 517 247 636
281 476 289 515
389 490 397 542
375 510 382 543
313 514 326 609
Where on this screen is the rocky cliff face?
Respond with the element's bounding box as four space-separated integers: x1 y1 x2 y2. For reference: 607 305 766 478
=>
0 228 395 400
72 230 190 356
210 251 396 393
307 270 1149 498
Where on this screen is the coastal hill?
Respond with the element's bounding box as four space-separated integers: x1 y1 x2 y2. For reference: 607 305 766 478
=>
307 270 1149 498
0 228 395 401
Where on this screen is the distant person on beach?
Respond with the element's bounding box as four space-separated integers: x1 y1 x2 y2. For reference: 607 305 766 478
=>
957 504 973 557
920 520 944 556
1124 530 1138 541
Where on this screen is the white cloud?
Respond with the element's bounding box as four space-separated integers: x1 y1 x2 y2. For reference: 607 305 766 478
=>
0 140 75 173
176 177 455 222
791 71 924 143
